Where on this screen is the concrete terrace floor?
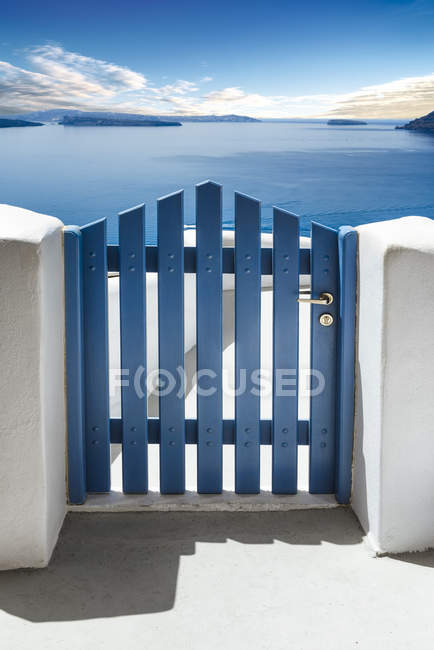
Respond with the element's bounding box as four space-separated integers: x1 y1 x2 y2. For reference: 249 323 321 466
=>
1 510 434 649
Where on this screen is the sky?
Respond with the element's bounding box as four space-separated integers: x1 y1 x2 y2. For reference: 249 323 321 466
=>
1 0 434 118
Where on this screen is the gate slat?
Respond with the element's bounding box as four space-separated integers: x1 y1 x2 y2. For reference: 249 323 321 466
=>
81 219 110 492
64 226 86 504
336 226 357 504
234 192 261 494
119 205 148 493
196 181 223 493
272 208 299 493
158 191 185 493
309 222 339 493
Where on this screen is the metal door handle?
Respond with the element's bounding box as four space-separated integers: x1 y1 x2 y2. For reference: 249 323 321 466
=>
297 291 333 305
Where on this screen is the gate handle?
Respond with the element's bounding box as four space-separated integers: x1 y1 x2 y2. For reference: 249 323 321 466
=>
297 291 333 305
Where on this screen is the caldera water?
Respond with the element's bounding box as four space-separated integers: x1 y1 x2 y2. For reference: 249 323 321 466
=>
1 121 433 242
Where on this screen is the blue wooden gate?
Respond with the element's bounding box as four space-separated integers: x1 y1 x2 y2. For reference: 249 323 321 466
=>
64 182 356 505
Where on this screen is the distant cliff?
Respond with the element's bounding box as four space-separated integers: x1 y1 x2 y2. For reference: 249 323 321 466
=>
59 116 182 127
0 118 43 128
327 119 367 125
160 114 261 122
396 111 434 133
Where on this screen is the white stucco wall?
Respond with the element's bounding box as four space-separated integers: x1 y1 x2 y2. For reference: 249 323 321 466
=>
0 205 66 569
353 216 434 553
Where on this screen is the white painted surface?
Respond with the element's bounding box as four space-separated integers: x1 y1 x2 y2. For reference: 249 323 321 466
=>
353 216 434 553
0 205 66 569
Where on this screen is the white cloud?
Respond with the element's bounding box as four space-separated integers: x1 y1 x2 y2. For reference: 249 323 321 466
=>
325 73 434 119
1 45 433 119
195 87 341 118
155 79 199 97
0 45 151 113
204 87 246 102
29 45 148 92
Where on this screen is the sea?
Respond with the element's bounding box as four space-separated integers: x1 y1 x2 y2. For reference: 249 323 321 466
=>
1 120 434 243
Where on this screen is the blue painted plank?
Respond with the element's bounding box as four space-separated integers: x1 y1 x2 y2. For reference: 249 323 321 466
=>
81 219 111 492
196 181 223 493
64 226 86 505
107 245 311 276
272 209 300 494
309 223 339 493
336 227 357 504
234 192 261 493
119 205 148 493
110 418 310 445
158 191 185 494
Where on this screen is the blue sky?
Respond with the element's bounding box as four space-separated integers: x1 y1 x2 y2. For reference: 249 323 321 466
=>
1 0 434 117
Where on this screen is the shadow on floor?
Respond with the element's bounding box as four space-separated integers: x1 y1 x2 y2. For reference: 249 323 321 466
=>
0 509 363 622
387 550 434 568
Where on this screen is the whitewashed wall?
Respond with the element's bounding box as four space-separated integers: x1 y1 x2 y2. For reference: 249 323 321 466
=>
353 216 434 553
0 206 66 569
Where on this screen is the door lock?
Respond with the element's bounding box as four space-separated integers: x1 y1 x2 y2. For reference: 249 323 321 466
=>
319 313 334 327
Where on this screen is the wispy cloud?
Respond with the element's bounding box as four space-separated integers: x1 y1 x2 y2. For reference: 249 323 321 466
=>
0 45 203 114
0 45 150 113
0 45 433 118
28 45 148 92
325 74 434 119
155 79 199 97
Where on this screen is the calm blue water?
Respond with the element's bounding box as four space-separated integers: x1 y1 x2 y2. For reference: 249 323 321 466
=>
1 121 434 243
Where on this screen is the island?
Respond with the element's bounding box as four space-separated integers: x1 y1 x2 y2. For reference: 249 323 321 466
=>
6 110 260 124
0 118 43 128
59 116 182 127
395 110 434 133
327 119 367 125
161 114 260 122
